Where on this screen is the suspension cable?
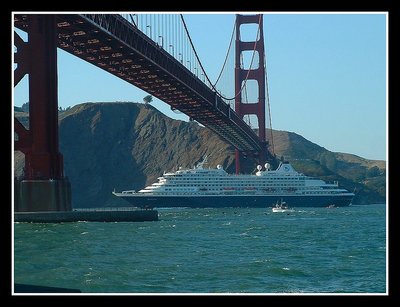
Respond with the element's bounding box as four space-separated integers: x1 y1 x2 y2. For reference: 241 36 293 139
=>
213 17 236 87
128 14 137 27
180 14 262 101
264 50 275 154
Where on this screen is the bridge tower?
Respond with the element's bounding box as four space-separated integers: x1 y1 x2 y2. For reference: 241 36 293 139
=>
14 15 71 212
234 14 269 174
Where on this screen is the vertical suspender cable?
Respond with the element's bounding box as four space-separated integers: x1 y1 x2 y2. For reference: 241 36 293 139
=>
180 14 260 100
264 53 275 154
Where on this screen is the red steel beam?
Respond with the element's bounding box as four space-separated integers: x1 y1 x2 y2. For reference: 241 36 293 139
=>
14 118 32 153
14 31 30 86
19 15 64 180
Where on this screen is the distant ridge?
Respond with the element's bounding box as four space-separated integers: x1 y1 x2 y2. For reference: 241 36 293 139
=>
14 102 385 207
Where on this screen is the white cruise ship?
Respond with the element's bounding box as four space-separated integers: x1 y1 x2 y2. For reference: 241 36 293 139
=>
112 156 355 208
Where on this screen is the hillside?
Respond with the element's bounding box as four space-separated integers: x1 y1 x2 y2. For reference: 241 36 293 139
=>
269 129 385 204
14 102 386 207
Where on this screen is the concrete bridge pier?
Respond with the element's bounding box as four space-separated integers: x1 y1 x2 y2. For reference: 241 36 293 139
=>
14 178 71 212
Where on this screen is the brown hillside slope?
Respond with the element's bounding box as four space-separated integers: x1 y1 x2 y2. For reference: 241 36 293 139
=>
14 102 385 207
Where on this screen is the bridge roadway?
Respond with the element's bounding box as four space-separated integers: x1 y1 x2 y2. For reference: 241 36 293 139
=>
15 14 265 153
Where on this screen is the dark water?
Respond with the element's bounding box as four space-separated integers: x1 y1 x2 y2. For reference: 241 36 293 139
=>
13 204 386 294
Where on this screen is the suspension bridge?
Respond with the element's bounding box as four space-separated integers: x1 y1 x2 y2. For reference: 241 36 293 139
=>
14 13 277 212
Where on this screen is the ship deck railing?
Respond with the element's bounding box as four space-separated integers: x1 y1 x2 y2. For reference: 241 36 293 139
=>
73 207 143 212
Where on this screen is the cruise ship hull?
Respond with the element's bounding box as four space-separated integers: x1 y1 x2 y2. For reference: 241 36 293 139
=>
115 194 354 208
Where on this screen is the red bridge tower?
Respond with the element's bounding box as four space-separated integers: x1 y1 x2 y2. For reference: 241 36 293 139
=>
14 15 71 212
235 14 269 174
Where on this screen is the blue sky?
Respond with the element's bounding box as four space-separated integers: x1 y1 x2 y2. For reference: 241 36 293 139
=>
14 13 387 161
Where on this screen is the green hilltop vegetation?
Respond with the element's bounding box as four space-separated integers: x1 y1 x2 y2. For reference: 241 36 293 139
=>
14 102 386 208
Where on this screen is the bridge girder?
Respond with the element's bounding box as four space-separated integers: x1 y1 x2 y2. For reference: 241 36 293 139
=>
15 13 266 153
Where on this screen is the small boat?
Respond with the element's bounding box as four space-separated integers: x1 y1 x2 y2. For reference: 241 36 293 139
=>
272 199 295 213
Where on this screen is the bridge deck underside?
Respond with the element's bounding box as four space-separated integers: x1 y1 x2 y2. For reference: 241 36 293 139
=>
15 14 264 152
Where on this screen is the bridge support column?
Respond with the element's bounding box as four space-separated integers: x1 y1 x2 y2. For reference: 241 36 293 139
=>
235 151 241 174
14 14 71 212
14 179 71 212
235 14 268 174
